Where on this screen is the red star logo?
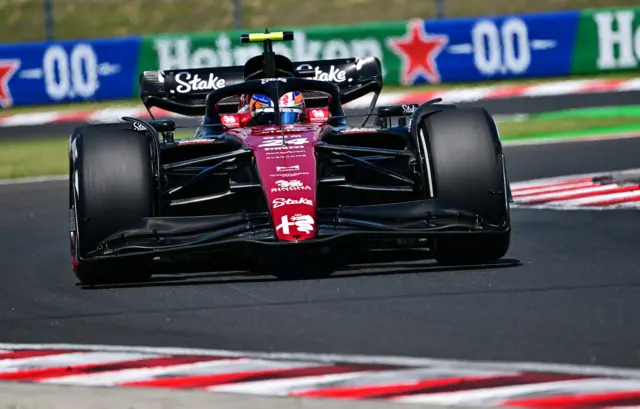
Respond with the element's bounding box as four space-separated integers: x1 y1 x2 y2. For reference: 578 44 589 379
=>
0 60 20 108
387 19 448 85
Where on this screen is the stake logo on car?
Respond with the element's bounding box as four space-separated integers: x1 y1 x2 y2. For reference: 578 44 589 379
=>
402 104 417 114
132 121 147 132
296 63 347 82
173 72 226 93
272 197 313 208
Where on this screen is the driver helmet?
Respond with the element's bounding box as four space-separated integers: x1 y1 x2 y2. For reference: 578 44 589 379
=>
249 91 306 125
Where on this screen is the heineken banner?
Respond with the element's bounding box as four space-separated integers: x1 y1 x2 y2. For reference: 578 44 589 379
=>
136 11 581 92
0 7 639 107
572 7 640 75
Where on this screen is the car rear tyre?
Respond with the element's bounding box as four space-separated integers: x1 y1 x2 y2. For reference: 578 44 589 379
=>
69 124 155 285
418 107 511 265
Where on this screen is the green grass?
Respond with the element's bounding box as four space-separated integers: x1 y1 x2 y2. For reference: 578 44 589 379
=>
1 71 637 116
0 129 189 179
497 116 640 138
0 137 69 179
1 0 638 42
2 107 640 179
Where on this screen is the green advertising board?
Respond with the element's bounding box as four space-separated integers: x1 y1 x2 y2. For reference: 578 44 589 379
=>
136 21 411 93
572 7 640 75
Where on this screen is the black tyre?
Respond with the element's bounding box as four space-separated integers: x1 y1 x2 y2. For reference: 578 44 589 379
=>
69 124 155 285
419 107 511 265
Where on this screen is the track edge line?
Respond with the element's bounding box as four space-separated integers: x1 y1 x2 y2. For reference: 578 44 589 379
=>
0 342 639 378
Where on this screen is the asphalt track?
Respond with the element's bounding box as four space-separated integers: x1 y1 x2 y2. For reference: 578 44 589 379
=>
1 134 640 370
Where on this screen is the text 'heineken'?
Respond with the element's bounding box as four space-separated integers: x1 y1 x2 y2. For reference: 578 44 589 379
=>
593 10 640 69
153 31 385 72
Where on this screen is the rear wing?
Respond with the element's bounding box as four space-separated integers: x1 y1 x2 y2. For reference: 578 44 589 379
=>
140 56 383 116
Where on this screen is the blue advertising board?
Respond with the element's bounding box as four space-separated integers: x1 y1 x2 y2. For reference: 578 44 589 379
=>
404 10 580 85
0 36 141 108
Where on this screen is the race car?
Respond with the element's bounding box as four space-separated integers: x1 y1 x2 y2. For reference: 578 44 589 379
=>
68 30 513 285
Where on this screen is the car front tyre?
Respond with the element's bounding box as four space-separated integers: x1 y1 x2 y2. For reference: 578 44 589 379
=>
418 107 511 265
69 124 155 285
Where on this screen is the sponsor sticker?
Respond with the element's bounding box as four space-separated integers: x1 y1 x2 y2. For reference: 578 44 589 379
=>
222 115 238 126
261 77 288 84
271 179 312 193
265 146 308 160
177 139 217 145
258 137 308 148
268 154 307 160
264 146 305 152
275 214 315 235
272 197 313 208
172 72 226 93
276 165 300 172
309 109 328 123
342 127 376 133
402 104 417 114
269 172 310 178
312 109 326 119
132 121 147 132
296 63 347 82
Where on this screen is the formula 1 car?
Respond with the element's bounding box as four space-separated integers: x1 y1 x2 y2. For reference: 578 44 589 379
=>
68 31 512 285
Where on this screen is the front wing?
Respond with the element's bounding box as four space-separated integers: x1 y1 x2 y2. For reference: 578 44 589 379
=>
79 198 509 266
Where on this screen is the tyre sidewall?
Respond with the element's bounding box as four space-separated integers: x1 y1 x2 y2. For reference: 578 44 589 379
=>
419 107 511 264
69 124 155 283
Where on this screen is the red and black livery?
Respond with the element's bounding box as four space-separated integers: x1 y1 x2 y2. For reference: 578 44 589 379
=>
68 31 512 285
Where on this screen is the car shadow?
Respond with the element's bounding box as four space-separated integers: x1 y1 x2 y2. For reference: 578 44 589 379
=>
77 249 523 291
